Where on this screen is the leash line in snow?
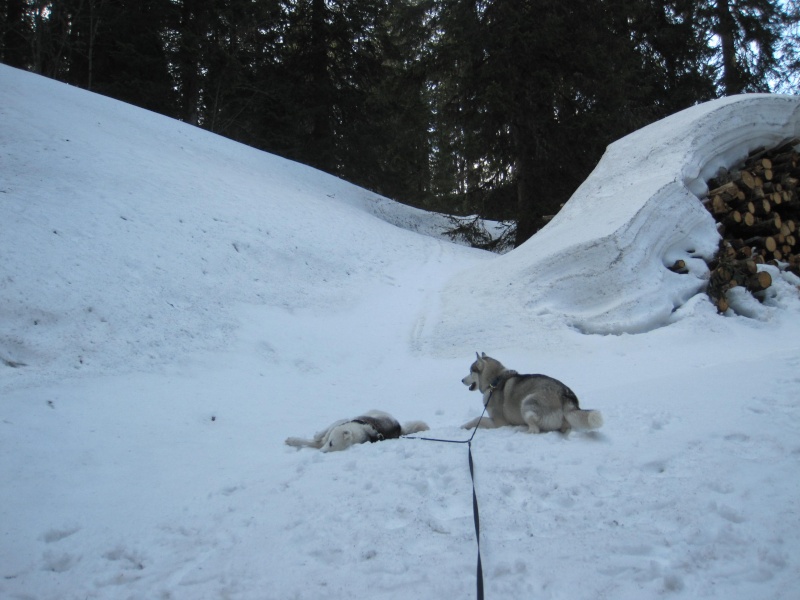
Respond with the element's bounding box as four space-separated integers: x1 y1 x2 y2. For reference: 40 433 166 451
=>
468 439 484 600
403 391 492 600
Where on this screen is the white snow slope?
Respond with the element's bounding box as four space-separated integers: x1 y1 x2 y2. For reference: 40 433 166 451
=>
2 64 800 600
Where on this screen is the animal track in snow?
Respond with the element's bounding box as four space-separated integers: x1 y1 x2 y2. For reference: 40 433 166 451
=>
103 545 146 570
42 550 80 573
709 501 746 524
641 459 668 474
41 525 80 543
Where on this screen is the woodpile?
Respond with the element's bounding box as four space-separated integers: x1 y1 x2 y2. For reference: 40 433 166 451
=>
701 137 800 312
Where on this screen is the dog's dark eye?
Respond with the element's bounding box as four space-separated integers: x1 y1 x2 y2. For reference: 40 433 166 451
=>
471 365 479 372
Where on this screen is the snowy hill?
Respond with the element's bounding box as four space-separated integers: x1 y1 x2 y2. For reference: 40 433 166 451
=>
2 64 800 599
0 65 474 388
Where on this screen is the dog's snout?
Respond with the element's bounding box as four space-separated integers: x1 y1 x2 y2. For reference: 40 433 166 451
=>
462 374 478 391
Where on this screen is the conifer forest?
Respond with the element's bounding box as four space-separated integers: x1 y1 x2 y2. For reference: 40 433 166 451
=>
2 0 799 245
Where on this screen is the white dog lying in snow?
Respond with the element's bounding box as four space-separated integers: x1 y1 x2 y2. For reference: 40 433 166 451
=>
285 410 429 452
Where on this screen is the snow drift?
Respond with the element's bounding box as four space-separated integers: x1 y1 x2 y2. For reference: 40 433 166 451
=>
430 94 800 342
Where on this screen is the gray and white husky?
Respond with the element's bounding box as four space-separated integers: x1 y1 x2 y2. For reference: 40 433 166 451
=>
285 410 429 452
462 353 603 433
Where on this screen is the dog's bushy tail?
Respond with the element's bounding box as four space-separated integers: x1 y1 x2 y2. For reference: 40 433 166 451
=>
401 421 430 435
565 409 603 430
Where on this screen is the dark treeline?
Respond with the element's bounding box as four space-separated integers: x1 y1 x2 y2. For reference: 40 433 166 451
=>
2 0 799 246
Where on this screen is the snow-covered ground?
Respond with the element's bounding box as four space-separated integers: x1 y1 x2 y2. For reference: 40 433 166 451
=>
2 64 799 599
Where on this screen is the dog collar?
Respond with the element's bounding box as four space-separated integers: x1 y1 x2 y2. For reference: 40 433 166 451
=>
489 370 519 391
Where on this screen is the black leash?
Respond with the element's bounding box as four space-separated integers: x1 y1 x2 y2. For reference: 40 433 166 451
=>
404 391 493 600
468 437 484 600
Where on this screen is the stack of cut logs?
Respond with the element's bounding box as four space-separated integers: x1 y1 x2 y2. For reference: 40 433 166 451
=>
701 137 800 313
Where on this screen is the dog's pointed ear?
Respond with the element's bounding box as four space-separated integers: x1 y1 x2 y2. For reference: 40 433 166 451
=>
481 352 487 358
475 351 480 360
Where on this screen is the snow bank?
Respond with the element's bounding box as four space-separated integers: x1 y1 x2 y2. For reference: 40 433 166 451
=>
0 65 476 388
431 94 800 343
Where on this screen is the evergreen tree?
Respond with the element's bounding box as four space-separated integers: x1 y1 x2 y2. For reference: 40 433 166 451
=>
84 0 176 115
331 0 434 206
1 0 30 68
2 0 796 245
269 0 338 172
777 0 800 93
706 0 785 94
629 0 717 113
184 0 285 140
252 0 434 204
172 0 212 125
427 0 719 245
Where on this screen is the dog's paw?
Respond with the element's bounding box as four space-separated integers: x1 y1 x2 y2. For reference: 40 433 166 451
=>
401 421 429 435
285 437 313 448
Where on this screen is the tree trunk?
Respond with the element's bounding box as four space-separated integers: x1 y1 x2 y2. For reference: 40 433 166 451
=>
514 149 539 246
512 116 546 246
178 0 204 125
2 0 28 68
715 0 742 95
307 0 335 173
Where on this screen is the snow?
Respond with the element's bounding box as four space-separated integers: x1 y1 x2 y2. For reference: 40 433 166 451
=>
2 63 800 599
434 94 800 337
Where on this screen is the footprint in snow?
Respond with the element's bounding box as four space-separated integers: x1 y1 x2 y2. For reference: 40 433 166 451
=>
103 545 146 570
41 526 80 543
41 550 80 573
